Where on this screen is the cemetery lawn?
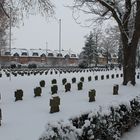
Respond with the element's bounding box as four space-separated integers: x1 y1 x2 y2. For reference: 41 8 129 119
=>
0 69 140 140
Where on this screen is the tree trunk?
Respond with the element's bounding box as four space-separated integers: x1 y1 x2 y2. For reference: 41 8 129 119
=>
122 44 137 86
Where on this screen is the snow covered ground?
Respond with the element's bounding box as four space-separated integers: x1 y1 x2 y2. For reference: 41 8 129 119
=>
0 68 140 140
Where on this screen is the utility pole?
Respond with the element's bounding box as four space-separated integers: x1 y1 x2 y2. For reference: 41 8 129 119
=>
46 41 48 55
9 7 12 81
59 19 61 54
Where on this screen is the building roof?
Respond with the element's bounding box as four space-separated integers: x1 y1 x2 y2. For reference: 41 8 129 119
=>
2 48 78 58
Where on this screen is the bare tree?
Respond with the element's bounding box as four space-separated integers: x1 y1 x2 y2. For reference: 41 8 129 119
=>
73 0 140 85
0 0 54 49
99 26 120 64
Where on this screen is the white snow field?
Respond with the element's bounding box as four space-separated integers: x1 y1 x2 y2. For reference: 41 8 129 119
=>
0 68 140 140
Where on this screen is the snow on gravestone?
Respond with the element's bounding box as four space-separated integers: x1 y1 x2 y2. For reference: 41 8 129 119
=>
50 94 60 113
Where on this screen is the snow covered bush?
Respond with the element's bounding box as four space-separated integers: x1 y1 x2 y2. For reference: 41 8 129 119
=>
39 97 140 140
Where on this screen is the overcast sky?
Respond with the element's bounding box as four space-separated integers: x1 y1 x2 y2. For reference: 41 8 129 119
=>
12 0 95 53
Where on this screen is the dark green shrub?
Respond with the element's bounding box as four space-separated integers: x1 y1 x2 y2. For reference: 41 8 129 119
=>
62 78 67 85
34 87 42 97
80 77 84 82
77 82 83 90
15 89 23 101
52 79 57 84
72 77 76 83
88 76 92 82
40 80 45 87
0 73 2 77
51 85 58 94
65 83 71 92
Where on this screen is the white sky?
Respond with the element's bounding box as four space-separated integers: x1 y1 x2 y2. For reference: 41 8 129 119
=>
12 0 93 53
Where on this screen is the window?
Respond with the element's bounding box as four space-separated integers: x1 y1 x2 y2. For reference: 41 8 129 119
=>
48 53 54 57
32 52 39 56
13 53 19 57
4 52 11 56
57 53 63 57
64 54 70 59
71 54 76 57
21 52 28 56
40 53 46 57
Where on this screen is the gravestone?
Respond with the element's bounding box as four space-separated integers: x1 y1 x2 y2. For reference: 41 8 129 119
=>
113 84 119 95
89 89 96 102
50 95 60 113
0 108 2 126
15 89 23 101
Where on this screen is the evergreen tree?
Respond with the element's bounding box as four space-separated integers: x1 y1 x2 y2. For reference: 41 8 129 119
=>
82 31 98 66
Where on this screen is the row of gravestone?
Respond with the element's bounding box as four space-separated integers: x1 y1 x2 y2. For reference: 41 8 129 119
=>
0 66 116 78
0 83 120 126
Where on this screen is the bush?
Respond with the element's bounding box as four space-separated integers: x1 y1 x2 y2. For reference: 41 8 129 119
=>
51 85 58 94
40 80 45 87
28 64 37 68
77 82 83 90
79 61 88 68
39 97 140 140
34 87 42 97
62 78 67 85
72 77 76 83
65 83 71 92
52 79 57 84
15 89 23 101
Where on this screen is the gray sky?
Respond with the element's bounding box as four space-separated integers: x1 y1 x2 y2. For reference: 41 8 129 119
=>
12 0 93 53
